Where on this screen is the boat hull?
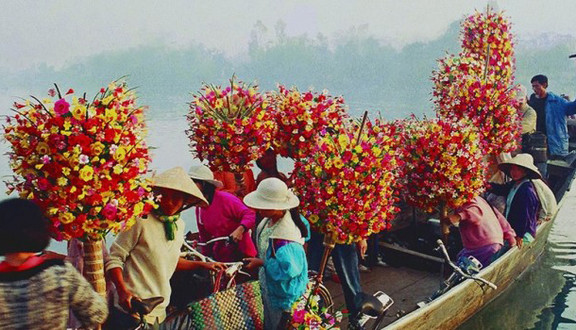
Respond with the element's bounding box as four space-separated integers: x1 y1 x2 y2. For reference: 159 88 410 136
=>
385 177 575 330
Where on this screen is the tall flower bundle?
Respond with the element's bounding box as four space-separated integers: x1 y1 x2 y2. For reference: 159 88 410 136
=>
292 120 399 244
186 77 277 173
398 118 486 213
268 85 348 159
3 81 156 241
432 9 520 156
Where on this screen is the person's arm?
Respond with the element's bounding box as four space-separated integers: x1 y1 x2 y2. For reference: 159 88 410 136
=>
228 194 256 242
107 267 134 311
356 239 367 259
67 264 109 328
176 258 225 271
493 204 517 247
243 257 264 270
488 182 512 197
105 220 143 310
565 100 576 116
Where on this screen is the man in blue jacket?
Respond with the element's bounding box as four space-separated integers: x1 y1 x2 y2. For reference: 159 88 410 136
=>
528 75 576 175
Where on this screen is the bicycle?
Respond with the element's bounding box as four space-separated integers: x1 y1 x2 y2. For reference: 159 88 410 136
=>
181 239 251 291
307 271 394 330
420 239 497 304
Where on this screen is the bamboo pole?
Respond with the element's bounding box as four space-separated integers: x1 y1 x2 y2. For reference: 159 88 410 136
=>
83 240 107 297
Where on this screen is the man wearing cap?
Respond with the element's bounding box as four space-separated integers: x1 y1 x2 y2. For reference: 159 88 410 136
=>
105 167 225 329
528 74 576 165
489 154 541 248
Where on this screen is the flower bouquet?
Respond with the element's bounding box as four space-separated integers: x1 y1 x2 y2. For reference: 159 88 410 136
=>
290 283 344 330
187 76 277 173
398 118 486 214
292 117 399 244
4 80 155 295
268 85 348 159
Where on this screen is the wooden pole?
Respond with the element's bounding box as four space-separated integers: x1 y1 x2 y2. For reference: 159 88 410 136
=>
440 202 450 245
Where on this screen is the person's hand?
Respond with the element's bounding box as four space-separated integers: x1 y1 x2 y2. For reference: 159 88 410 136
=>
507 237 517 247
447 213 461 225
242 257 264 270
40 250 66 260
118 287 136 312
515 237 523 249
357 239 368 259
230 226 245 243
202 262 226 272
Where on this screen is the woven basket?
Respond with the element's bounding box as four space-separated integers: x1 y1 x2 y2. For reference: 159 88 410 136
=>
163 281 264 330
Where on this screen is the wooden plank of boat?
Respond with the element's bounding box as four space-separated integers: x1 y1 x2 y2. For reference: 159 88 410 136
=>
384 177 576 330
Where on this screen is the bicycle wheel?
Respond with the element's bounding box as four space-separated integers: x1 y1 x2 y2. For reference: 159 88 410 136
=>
314 282 334 313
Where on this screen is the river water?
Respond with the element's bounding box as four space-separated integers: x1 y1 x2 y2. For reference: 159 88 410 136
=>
461 183 576 330
2 113 576 330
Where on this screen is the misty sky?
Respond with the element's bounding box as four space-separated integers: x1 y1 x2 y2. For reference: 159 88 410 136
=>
2 0 576 71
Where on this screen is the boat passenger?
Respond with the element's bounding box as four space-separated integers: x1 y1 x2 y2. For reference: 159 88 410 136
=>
445 196 517 267
213 168 257 198
255 148 288 186
517 85 537 138
528 74 576 177
489 154 542 248
189 165 257 262
105 167 224 329
243 178 310 329
0 198 108 329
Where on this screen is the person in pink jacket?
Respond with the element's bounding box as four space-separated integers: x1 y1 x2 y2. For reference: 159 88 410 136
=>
445 196 517 267
190 165 257 262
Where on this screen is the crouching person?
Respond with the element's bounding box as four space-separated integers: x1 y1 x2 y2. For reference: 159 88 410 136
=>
444 196 517 267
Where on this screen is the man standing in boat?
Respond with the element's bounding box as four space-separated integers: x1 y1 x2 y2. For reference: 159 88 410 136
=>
528 74 576 176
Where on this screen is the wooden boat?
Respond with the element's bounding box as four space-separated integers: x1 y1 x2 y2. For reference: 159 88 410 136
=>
323 156 576 329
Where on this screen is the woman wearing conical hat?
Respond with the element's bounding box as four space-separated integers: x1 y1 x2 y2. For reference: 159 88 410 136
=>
489 154 542 248
105 167 225 329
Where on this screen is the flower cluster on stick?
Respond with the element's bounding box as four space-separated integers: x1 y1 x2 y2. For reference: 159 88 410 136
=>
398 118 486 213
268 85 348 159
292 119 399 244
187 77 277 173
4 81 155 241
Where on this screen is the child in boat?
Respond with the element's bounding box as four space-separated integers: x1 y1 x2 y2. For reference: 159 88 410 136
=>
0 198 108 329
445 196 517 267
242 178 310 329
189 165 257 262
105 167 225 329
489 153 541 248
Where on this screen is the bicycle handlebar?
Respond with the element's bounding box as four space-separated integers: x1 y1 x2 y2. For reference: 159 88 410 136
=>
436 240 497 290
196 236 233 247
